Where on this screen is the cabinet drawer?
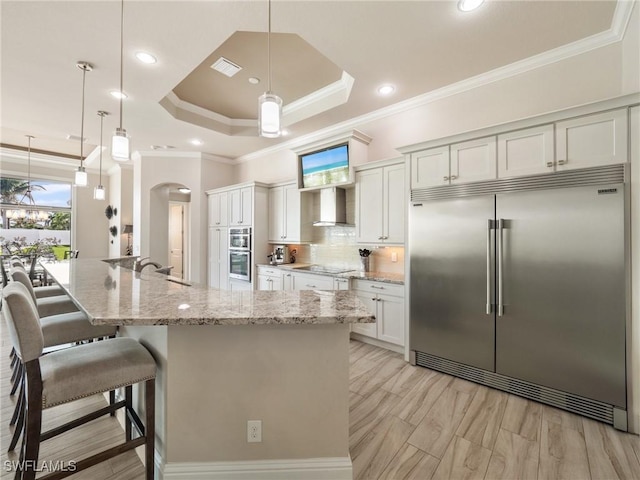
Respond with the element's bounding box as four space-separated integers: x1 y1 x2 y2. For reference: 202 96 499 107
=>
352 280 403 297
291 272 335 291
258 267 281 277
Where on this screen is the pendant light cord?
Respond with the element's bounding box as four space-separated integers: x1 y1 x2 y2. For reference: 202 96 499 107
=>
80 66 86 167
26 135 33 193
119 0 124 130
267 0 271 94
98 112 104 185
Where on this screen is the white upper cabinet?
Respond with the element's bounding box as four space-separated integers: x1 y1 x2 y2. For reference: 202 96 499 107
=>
450 136 497 184
411 145 450 189
230 187 253 226
356 162 405 244
498 125 555 177
208 191 228 227
268 183 312 243
208 226 228 290
556 109 628 170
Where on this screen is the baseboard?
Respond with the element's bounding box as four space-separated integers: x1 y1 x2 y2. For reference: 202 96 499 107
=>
350 332 404 354
158 457 352 480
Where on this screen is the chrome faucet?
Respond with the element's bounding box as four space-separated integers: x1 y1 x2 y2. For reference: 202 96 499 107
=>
133 257 163 272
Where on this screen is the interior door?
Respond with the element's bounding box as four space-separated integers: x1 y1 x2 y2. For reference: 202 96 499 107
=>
169 203 183 278
496 185 626 407
410 195 496 371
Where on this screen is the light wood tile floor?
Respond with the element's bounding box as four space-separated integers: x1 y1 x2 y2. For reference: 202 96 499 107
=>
2 326 639 479
349 341 640 480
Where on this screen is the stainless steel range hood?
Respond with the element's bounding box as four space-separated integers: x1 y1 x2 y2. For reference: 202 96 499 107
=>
313 187 352 226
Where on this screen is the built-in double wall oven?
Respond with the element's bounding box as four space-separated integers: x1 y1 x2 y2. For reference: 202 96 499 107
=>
229 227 251 282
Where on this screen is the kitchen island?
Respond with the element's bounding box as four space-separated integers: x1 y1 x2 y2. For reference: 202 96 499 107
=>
42 259 374 480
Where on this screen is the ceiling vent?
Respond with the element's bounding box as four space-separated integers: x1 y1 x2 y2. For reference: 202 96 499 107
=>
211 57 242 77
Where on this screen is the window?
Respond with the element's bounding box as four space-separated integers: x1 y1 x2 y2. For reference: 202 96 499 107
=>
1 176 72 257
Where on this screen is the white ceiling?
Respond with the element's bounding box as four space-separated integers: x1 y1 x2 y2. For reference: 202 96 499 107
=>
0 1 622 170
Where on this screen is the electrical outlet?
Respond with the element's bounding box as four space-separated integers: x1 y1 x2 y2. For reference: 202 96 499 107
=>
391 252 398 262
247 420 262 443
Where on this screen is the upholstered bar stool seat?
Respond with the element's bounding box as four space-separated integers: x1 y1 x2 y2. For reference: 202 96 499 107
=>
2 282 156 480
10 267 77 317
9 260 65 297
41 311 117 348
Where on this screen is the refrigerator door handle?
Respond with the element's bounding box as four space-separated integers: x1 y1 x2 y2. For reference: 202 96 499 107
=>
497 218 504 316
486 219 494 314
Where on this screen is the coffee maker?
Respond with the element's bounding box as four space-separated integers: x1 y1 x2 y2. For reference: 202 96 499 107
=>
273 245 290 264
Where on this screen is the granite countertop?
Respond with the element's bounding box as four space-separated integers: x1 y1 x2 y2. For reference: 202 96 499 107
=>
257 263 404 285
41 259 375 327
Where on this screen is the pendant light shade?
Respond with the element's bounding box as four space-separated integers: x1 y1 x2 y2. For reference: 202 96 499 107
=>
112 0 130 161
259 92 282 138
258 0 282 138
74 61 92 187
94 110 109 200
75 167 88 187
112 127 129 161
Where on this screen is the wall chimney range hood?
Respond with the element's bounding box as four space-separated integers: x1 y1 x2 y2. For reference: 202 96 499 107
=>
313 187 352 226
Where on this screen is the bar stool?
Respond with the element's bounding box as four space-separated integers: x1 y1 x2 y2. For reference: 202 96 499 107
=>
9 261 64 298
2 282 156 480
9 268 77 317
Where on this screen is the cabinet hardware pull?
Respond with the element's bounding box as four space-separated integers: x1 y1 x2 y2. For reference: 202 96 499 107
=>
443 176 450 181
450 175 458 180
371 297 377 301
558 159 567 165
546 161 553 167
306 284 316 288
370 285 384 289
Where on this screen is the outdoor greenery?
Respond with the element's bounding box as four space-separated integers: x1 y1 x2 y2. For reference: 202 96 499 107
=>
0 235 62 257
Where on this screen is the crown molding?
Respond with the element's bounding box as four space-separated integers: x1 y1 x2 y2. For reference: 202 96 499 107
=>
236 1 635 164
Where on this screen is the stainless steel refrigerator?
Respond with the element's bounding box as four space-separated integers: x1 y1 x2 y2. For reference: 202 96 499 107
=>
409 165 628 429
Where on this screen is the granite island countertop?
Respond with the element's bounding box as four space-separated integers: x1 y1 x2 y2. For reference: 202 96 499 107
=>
41 259 375 327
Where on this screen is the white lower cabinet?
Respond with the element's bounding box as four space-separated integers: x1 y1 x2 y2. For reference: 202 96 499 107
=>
351 280 404 347
229 279 253 292
257 266 283 291
289 272 335 291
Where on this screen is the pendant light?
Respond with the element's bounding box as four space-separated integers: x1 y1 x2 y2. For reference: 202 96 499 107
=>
74 62 92 187
12 135 48 221
258 0 282 138
112 0 130 161
94 111 109 200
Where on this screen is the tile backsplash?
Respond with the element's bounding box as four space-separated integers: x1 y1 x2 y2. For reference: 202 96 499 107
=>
271 187 405 275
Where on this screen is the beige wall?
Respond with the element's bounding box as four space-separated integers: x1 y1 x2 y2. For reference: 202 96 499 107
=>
622 2 640 95
165 324 350 463
133 153 234 284
107 166 134 258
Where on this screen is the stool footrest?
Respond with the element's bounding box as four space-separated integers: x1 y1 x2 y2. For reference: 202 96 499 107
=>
40 400 126 442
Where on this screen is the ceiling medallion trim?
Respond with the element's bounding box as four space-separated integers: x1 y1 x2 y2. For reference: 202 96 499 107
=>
236 2 634 163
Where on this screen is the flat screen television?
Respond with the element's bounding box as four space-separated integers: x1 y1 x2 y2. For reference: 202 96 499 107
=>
298 143 349 189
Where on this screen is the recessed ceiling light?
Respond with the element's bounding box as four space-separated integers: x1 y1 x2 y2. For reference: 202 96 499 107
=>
110 90 128 99
178 188 191 194
190 139 203 146
248 77 260 85
135 51 157 64
458 0 484 12
377 84 395 96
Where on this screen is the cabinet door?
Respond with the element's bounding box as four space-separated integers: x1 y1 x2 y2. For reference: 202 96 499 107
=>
208 192 228 227
556 109 628 170
240 187 253 225
229 189 241 226
450 136 497 184
257 275 272 291
377 293 404 346
270 275 283 290
383 163 405 244
498 125 555 178
268 186 284 242
282 272 293 291
351 291 377 338
208 227 228 290
229 279 252 292
282 183 301 243
411 146 450 188
356 168 384 243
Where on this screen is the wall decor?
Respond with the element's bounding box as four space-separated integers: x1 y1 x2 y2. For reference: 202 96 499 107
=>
113 207 118 216
109 225 118 237
105 205 114 219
